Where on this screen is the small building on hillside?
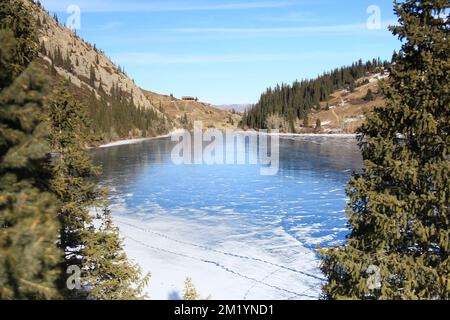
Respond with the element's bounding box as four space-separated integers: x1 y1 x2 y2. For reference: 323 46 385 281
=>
182 96 198 101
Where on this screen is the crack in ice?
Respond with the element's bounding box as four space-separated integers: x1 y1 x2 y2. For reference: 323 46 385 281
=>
116 217 325 282
125 234 318 299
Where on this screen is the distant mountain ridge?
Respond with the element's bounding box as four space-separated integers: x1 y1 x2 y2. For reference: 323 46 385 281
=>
215 104 252 113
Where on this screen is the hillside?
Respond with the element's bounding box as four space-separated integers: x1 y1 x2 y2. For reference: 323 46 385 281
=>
242 59 389 134
143 90 241 129
25 0 171 142
308 72 388 134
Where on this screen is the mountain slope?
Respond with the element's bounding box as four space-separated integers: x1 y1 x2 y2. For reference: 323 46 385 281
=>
242 59 389 133
308 72 388 133
142 90 241 129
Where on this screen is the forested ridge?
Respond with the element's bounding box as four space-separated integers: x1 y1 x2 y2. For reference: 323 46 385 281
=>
242 58 389 130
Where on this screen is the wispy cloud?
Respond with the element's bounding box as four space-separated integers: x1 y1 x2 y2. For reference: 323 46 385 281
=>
41 0 293 13
174 22 395 36
112 51 365 65
91 20 395 45
112 53 295 64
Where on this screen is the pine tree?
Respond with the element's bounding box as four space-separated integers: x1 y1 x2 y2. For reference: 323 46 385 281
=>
183 277 200 300
349 83 355 93
364 89 374 102
315 118 322 131
288 114 295 133
320 0 449 300
89 65 96 87
48 85 149 299
0 0 38 90
0 29 61 299
303 115 309 127
84 207 150 300
47 86 98 286
182 277 211 300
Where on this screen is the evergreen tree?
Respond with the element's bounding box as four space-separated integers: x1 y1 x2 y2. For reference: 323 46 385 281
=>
182 277 210 300
349 83 355 93
0 29 61 299
315 118 322 131
48 85 149 299
0 0 38 89
320 0 449 300
364 89 374 102
85 207 150 300
183 277 200 300
288 114 295 133
47 86 98 285
89 65 96 87
303 115 309 127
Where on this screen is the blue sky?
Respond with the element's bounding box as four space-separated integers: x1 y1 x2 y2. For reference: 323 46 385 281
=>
41 0 401 105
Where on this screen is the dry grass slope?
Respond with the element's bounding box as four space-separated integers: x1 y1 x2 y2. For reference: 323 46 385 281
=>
309 73 388 134
142 89 242 130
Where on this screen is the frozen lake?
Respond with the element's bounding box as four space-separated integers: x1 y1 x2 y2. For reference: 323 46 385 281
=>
92 134 363 300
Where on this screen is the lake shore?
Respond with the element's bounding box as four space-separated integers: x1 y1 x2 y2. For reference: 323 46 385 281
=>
262 132 357 138
97 130 357 149
98 136 167 148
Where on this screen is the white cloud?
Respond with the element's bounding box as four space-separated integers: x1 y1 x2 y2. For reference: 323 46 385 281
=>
166 19 398 39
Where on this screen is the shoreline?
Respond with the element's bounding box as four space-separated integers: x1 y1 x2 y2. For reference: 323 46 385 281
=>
233 129 356 138
97 130 357 149
97 133 172 149
257 132 357 138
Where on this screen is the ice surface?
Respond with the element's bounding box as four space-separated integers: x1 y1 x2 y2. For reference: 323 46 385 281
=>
93 136 363 300
113 210 323 300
